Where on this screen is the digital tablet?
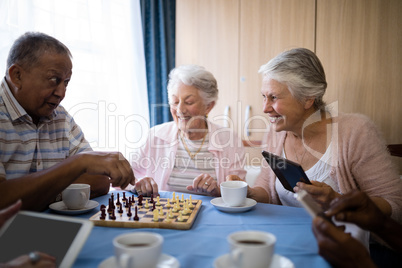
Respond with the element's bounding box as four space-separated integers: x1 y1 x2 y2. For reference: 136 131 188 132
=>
0 210 93 267
262 150 311 192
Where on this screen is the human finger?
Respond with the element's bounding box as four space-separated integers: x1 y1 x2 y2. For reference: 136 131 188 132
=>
0 200 22 227
135 178 154 197
189 174 205 192
326 190 369 216
226 175 242 181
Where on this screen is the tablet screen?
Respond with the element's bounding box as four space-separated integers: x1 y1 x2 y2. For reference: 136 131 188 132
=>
262 150 311 192
0 211 93 267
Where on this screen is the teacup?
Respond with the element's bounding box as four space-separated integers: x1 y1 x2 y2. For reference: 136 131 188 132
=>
113 232 163 268
228 230 276 268
62 183 90 210
220 181 248 207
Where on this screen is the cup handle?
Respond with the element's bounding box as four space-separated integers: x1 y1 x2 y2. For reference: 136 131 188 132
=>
230 248 243 268
81 192 89 202
118 253 135 268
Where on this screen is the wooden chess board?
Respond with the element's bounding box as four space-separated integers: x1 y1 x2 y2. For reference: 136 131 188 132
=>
89 193 202 230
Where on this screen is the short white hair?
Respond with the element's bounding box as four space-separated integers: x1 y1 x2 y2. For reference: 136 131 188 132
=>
259 48 327 109
167 64 218 106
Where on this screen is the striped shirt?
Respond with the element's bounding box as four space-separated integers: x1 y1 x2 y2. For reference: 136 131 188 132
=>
0 78 92 180
168 133 216 193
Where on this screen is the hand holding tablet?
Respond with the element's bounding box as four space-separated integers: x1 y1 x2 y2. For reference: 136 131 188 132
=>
262 150 311 192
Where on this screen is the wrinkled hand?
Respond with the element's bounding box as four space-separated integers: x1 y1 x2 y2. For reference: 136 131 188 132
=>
82 151 135 189
186 174 219 196
312 217 375 268
294 181 340 210
325 190 386 232
5 252 56 268
135 177 159 197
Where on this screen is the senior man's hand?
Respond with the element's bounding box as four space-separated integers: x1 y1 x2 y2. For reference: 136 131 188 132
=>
80 151 136 189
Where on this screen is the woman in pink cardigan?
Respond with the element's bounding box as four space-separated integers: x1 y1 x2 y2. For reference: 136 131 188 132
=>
243 48 402 225
127 65 246 197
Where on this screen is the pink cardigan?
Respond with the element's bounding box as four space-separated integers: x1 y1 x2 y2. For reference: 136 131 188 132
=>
130 121 246 191
254 113 402 223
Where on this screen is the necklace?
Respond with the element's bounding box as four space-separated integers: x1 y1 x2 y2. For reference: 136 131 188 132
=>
292 134 312 166
180 132 207 159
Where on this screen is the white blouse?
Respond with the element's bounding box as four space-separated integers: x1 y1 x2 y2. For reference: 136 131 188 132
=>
275 143 338 207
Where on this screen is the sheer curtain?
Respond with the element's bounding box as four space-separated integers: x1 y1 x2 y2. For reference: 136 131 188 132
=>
0 0 149 159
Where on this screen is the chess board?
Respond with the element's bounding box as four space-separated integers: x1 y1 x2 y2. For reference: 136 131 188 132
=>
89 193 202 230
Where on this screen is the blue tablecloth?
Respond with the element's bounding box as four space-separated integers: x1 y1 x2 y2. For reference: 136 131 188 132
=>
68 191 330 268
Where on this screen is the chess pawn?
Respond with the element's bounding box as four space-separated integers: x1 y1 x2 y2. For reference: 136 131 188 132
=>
172 203 178 212
166 198 171 208
177 211 184 222
183 202 190 215
172 192 176 200
156 196 161 206
144 199 149 209
168 209 174 219
181 194 184 202
127 206 132 217
100 208 106 220
159 207 164 217
122 192 127 207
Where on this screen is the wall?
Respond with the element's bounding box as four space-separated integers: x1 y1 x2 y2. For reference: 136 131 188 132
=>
176 0 402 172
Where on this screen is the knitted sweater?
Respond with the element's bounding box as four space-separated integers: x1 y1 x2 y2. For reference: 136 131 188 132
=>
254 113 402 223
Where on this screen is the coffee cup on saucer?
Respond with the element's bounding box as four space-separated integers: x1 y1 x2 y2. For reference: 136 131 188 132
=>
113 232 163 268
62 183 90 210
228 230 276 268
220 181 248 207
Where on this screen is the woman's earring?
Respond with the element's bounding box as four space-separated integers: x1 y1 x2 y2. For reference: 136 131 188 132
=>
205 114 208 118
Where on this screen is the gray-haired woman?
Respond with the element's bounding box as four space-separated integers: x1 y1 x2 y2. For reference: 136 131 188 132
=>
127 64 246 197
246 48 402 225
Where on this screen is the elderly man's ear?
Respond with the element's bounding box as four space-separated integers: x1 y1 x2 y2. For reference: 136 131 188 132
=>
6 64 23 90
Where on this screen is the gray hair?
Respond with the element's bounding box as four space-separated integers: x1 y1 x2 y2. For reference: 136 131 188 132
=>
167 64 218 106
6 32 72 73
259 48 327 110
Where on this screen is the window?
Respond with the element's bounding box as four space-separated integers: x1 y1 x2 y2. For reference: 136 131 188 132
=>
0 0 149 159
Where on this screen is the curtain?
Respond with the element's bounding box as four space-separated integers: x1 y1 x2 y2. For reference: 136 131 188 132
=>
0 0 149 159
140 0 175 127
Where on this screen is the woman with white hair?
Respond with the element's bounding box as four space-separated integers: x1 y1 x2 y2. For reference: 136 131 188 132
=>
127 64 246 196
245 48 402 224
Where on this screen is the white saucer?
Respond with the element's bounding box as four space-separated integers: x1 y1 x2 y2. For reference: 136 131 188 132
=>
214 253 294 268
210 197 257 213
98 254 180 268
49 200 99 215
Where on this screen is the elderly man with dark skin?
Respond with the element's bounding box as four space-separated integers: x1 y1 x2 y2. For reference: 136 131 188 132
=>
0 32 135 211
312 190 402 268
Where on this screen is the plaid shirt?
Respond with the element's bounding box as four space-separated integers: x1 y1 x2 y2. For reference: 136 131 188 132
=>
0 78 92 180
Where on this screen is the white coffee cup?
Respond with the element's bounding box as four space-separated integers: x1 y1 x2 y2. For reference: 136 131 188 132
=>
228 231 276 268
220 181 248 207
113 232 163 268
62 183 90 210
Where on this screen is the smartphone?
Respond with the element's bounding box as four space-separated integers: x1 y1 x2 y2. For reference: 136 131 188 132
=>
296 190 333 224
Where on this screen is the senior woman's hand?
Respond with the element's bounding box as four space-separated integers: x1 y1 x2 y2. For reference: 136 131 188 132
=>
186 174 220 196
134 177 159 197
294 181 341 210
